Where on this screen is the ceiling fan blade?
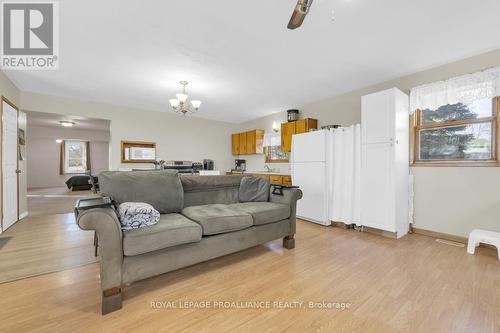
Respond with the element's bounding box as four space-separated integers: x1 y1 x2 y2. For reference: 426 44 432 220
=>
287 0 313 30
287 8 306 29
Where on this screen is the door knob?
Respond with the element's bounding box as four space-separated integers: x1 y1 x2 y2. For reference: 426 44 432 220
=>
15 169 21 174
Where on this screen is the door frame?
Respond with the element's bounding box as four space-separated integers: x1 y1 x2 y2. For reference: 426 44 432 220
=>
1 96 20 232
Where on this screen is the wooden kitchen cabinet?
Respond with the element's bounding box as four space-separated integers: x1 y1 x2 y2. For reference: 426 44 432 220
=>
282 175 292 185
270 175 283 185
295 118 318 134
231 133 240 155
232 129 264 155
281 118 318 152
281 122 295 152
239 132 247 154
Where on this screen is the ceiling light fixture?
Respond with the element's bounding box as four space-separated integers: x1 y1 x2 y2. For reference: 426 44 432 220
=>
59 121 75 127
169 81 202 115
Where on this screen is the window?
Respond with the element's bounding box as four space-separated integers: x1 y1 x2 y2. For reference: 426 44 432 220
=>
265 145 289 163
410 67 500 166
63 140 88 173
412 97 499 165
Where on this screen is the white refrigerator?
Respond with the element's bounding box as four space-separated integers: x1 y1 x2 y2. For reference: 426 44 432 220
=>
291 130 330 226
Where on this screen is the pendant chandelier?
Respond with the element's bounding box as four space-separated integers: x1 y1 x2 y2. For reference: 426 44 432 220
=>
169 81 202 115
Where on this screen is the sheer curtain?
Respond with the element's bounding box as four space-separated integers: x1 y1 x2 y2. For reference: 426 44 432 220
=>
410 66 500 111
328 125 361 225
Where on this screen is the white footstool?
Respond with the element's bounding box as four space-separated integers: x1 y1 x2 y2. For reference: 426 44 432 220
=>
467 229 500 260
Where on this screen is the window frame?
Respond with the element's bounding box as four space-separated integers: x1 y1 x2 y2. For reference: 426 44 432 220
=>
411 97 500 167
63 140 88 174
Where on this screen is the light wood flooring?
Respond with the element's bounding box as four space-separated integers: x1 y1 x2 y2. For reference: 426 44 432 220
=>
0 220 499 332
0 188 97 283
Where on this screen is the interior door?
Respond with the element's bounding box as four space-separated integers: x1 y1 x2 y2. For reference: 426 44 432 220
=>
2 99 19 232
361 142 394 232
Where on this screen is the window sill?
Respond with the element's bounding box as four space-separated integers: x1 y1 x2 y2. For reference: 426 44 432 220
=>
411 161 500 167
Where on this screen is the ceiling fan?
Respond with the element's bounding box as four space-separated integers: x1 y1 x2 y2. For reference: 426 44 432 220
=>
287 0 314 30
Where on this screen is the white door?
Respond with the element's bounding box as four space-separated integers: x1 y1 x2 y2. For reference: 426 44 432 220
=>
292 161 329 225
2 100 18 232
361 89 395 144
361 142 394 232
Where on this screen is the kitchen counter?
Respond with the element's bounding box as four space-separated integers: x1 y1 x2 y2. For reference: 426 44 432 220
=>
226 170 292 185
227 170 291 176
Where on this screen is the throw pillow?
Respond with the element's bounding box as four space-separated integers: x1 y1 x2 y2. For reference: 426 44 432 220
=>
118 202 160 230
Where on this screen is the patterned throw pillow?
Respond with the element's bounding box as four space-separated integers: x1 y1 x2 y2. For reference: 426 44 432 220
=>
118 202 160 230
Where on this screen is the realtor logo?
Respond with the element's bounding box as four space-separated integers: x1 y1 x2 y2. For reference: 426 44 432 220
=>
1 1 59 69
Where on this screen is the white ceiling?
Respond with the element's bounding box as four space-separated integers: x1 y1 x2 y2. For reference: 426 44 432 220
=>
26 111 110 132
5 0 500 123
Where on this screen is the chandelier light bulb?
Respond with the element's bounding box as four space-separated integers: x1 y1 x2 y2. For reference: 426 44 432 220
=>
169 81 201 115
191 100 202 109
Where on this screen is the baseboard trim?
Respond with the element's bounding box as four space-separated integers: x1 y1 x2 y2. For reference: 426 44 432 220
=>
411 226 496 250
362 226 398 239
18 211 28 220
411 227 467 244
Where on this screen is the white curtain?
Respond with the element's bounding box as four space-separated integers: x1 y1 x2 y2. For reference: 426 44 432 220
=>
263 133 280 147
328 125 361 225
410 66 500 111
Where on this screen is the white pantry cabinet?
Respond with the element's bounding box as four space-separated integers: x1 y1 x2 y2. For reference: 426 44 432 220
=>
361 88 409 238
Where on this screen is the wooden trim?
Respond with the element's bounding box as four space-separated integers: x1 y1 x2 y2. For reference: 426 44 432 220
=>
1 96 18 111
362 226 398 239
412 227 467 243
412 226 498 250
264 147 289 163
416 116 495 130
121 140 156 163
412 97 500 166
412 160 500 167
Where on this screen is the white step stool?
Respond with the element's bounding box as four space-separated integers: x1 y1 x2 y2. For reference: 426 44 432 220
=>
467 229 500 260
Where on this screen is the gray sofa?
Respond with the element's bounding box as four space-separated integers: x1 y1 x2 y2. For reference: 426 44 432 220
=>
76 170 302 314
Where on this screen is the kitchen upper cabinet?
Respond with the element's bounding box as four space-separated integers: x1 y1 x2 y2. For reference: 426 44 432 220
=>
239 132 247 154
281 122 295 152
281 118 317 152
231 133 240 155
361 90 395 144
295 118 318 135
232 129 264 155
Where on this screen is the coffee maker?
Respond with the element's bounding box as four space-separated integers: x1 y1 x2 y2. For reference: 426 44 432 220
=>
203 159 214 170
234 159 246 171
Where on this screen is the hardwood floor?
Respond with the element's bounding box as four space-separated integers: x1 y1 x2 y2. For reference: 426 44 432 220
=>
0 188 97 283
0 220 499 332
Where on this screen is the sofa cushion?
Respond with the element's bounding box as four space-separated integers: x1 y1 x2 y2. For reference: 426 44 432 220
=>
229 202 291 225
238 176 270 202
181 204 253 235
123 213 202 256
99 170 184 214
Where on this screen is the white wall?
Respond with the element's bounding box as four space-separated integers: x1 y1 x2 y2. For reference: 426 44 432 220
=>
238 48 500 238
19 92 238 173
26 125 109 189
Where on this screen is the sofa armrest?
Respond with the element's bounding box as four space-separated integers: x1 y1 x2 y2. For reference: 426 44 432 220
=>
77 208 123 290
269 188 303 235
